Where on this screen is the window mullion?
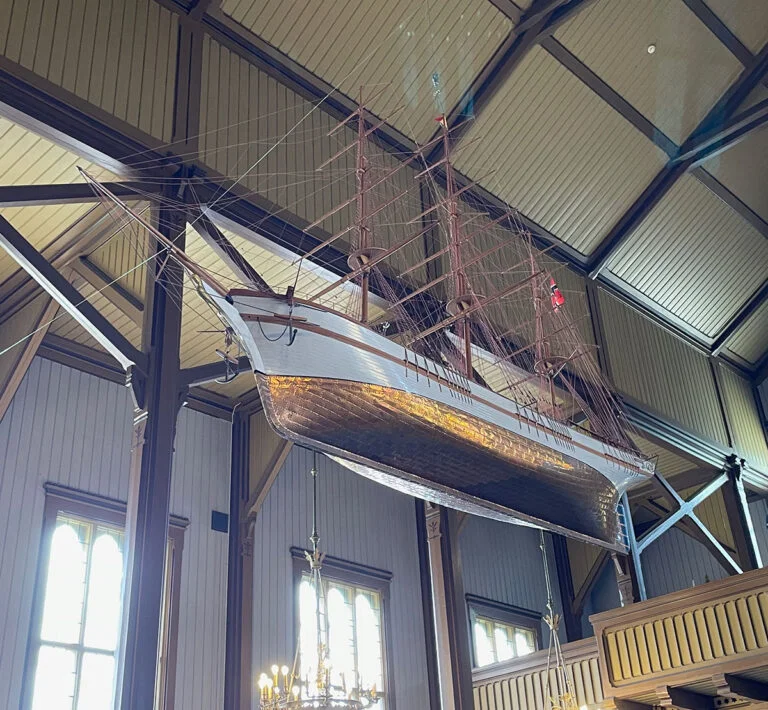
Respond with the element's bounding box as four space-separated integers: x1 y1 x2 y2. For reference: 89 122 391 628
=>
72 521 97 710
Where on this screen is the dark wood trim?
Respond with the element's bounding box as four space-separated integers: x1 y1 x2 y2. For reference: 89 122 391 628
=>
0 297 58 421
71 256 145 325
711 280 768 356
289 547 397 710
680 0 756 67
118 201 185 709
179 357 252 388
709 357 733 448
541 36 677 158
588 43 768 279
572 548 611 615
550 535 582 641
224 411 250 710
37 334 126 383
721 456 763 571
0 181 161 207
430 0 596 159
0 213 147 372
415 500 441 710
465 594 543 667
691 168 768 240
424 505 474 710
21 484 187 710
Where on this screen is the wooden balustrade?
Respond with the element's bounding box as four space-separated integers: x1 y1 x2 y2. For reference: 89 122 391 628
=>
472 638 604 710
472 569 768 710
590 567 768 707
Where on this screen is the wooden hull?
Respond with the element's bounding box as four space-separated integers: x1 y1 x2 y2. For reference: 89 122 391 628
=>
257 374 625 550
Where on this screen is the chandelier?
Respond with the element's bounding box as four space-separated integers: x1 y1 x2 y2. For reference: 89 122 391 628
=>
539 531 579 710
257 451 379 710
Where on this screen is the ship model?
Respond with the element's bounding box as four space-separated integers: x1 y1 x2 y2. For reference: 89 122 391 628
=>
81 86 654 552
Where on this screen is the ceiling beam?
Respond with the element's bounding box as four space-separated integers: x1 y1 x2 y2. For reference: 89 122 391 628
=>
188 209 275 293
0 296 59 421
0 181 160 208
178 355 252 388
673 96 768 168
201 8 417 158
681 0 765 71
541 36 678 157
711 279 768 356
70 256 145 326
0 214 146 372
588 43 768 278
692 168 768 239
754 351 768 385
486 0 522 24
427 0 595 161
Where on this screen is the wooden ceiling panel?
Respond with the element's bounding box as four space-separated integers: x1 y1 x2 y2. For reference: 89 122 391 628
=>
0 204 94 285
703 0 768 53
726 299 768 366
454 47 667 255
219 0 511 142
607 174 768 338
701 125 768 224
555 0 743 144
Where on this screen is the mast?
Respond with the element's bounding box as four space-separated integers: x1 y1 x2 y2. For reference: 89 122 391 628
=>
440 116 473 378
356 89 371 322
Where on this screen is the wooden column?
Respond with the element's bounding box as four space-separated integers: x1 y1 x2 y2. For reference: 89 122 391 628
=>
224 411 253 710
415 501 441 710
118 205 185 710
722 454 763 571
424 503 473 710
551 535 583 641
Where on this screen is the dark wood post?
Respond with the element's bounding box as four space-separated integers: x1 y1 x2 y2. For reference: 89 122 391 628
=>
722 454 762 571
424 503 474 710
224 411 253 709
118 203 185 709
551 534 583 641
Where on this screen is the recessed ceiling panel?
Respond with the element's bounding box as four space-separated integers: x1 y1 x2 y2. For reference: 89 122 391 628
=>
219 0 511 142
702 125 768 223
556 0 743 143
454 47 667 255
607 174 768 338
703 0 768 53
726 298 768 366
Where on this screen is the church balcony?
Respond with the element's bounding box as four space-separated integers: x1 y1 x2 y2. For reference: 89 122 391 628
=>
473 567 768 710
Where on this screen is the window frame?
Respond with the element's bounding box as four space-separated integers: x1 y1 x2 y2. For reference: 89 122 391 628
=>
289 547 396 710
22 483 188 710
466 594 541 669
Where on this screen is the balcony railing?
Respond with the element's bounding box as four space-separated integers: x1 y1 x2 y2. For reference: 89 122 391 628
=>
590 566 768 707
472 638 603 710
473 567 768 710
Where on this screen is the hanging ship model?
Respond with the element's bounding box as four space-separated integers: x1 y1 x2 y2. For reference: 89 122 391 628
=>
81 85 654 552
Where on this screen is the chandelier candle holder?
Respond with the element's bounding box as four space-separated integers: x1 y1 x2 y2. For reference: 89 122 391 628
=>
257 452 379 710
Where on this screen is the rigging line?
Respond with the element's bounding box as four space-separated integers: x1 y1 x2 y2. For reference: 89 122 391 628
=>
196 8 446 222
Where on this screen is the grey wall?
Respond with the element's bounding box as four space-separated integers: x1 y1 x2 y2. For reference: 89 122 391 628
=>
250 445 429 710
583 498 768 631
459 515 564 645
0 357 230 710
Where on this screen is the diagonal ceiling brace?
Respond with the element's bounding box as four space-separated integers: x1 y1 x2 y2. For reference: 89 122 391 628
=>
0 214 146 373
189 209 274 294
